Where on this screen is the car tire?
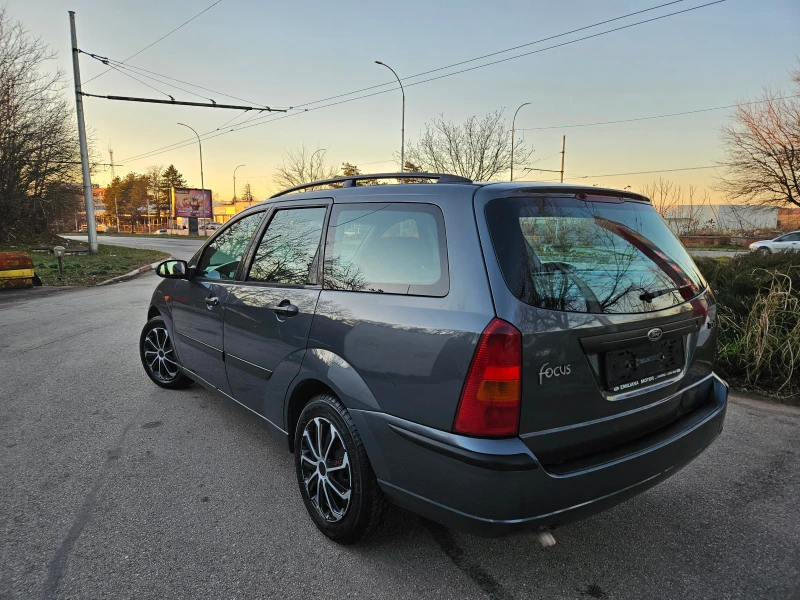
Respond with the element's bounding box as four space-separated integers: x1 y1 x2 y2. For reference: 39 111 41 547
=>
757 247 771 256
294 393 386 544
139 316 193 389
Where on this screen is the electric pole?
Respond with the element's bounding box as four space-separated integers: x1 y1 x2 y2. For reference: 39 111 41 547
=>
560 135 566 184
69 11 98 253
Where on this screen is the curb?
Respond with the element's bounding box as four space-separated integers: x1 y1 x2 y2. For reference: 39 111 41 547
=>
96 257 173 286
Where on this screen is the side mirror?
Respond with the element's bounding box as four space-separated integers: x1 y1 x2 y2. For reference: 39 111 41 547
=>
156 259 190 279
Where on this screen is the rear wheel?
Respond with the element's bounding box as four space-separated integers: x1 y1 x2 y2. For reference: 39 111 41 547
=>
139 316 193 389
294 393 385 544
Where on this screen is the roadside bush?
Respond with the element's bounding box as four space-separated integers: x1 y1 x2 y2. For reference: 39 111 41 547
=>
695 253 800 401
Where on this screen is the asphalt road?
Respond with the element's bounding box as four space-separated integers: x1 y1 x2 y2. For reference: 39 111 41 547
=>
63 235 204 261
1 274 798 599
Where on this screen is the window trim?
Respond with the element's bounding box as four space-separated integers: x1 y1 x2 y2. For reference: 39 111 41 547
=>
191 209 267 282
322 202 450 298
237 199 333 289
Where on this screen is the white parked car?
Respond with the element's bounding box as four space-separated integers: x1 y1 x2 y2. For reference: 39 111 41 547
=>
749 231 800 254
155 229 169 235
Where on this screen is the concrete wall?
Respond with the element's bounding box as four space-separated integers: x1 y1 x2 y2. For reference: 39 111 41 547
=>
665 204 778 234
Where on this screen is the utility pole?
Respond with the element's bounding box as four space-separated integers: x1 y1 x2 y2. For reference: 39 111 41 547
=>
69 11 98 253
560 135 566 184
108 147 119 231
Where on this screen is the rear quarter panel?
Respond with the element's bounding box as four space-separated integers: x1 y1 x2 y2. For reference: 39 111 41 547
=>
306 186 496 431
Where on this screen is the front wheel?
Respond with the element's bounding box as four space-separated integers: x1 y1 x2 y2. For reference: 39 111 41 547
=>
756 246 771 256
139 316 193 389
294 393 386 544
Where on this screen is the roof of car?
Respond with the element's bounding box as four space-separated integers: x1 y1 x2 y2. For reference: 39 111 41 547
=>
243 173 650 210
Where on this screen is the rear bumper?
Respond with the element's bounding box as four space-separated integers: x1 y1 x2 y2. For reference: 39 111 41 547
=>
349 373 727 537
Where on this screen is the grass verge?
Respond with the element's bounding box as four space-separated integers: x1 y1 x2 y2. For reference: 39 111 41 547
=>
0 238 169 287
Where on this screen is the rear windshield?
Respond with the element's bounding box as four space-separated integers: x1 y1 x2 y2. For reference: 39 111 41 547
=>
485 196 706 314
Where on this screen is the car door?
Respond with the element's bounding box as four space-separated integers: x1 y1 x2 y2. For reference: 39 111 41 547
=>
171 210 266 395
223 200 330 425
783 232 800 251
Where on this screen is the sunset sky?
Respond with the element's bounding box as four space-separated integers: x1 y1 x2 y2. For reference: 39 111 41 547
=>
9 0 800 201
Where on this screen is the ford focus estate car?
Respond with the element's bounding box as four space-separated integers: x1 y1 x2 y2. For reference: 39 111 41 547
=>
140 173 728 544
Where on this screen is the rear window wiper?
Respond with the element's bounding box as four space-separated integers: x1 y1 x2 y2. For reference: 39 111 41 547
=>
639 284 693 302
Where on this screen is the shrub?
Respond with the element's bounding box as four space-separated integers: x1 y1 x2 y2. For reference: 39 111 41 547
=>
695 253 800 400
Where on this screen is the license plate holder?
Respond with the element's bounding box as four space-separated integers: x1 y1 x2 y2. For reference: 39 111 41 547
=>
604 337 684 392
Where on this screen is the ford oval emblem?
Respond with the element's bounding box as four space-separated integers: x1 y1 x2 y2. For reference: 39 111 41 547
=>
647 328 663 342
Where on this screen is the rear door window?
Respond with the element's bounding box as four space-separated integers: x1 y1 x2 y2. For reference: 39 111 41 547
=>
247 207 327 285
323 203 449 296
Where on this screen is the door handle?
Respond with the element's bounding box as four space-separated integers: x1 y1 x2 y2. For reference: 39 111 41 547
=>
205 296 220 307
269 302 299 318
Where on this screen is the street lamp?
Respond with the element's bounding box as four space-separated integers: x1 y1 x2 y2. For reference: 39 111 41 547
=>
511 102 531 182
309 148 327 181
177 123 204 192
177 122 206 230
375 61 405 173
233 164 245 201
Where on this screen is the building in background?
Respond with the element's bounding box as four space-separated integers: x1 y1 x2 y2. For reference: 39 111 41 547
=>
665 204 778 234
777 207 800 230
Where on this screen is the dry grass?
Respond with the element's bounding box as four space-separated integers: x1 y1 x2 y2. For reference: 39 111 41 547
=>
697 253 800 402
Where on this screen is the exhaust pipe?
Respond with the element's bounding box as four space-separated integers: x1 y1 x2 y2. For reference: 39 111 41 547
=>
533 530 556 548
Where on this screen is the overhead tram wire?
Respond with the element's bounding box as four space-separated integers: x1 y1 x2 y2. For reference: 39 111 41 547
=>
83 0 224 85
91 56 292 111
119 1 722 163
90 59 178 101
119 0 726 164
278 0 690 111
567 165 717 179
217 0 700 134
517 94 800 131
196 0 729 137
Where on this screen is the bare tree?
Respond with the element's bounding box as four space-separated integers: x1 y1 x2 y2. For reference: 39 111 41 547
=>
0 8 92 241
638 178 712 234
405 110 532 181
639 178 683 217
271 146 338 192
716 67 800 207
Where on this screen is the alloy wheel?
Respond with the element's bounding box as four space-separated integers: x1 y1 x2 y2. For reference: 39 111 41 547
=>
300 417 352 522
143 326 179 382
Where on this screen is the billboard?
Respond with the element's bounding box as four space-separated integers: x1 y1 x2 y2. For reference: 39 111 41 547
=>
172 188 212 219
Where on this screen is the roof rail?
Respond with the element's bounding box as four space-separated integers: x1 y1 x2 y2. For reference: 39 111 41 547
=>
269 172 473 198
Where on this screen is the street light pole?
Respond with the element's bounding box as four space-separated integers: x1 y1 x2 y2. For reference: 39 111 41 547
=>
309 148 327 180
233 164 245 200
177 123 204 192
177 122 206 229
511 102 531 182
375 61 405 173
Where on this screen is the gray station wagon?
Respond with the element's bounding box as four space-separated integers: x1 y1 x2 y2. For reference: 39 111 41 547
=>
140 173 728 544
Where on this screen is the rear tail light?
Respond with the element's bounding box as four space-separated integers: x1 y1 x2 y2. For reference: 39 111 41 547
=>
453 318 521 438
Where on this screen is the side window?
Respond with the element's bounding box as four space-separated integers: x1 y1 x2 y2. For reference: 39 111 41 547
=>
323 203 449 297
247 207 327 285
195 211 264 280
784 233 800 241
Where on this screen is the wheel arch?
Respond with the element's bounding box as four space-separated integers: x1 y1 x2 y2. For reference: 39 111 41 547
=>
284 348 381 453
